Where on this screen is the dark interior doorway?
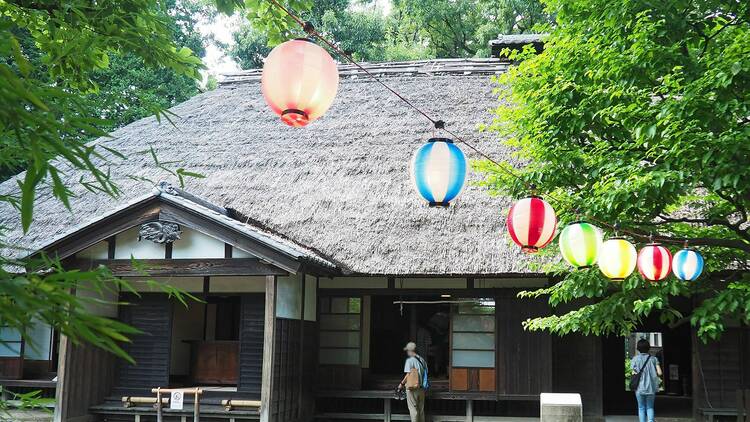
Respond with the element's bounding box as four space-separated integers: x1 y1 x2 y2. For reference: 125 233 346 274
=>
170 295 241 386
602 311 693 417
368 296 450 389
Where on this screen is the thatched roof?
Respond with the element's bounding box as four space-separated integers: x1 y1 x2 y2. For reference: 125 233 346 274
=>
0 58 543 276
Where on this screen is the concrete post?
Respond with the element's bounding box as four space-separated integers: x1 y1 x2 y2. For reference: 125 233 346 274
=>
540 393 583 422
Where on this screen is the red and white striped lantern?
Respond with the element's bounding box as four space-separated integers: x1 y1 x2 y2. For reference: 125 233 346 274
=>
506 196 557 253
637 243 672 281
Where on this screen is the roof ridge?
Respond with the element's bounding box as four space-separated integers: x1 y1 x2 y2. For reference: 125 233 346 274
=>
219 57 511 86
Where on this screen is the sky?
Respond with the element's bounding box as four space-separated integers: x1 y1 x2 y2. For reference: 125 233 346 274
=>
198 0 392 79
198 14 243 79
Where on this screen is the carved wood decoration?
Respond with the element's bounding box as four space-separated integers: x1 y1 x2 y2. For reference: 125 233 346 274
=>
138 221 182 244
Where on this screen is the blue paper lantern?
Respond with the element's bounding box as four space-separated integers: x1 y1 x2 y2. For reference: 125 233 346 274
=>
672 248 704 281
410 138 467 206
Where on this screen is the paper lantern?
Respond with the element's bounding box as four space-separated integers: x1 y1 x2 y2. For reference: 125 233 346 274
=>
672 248 704 281
410 138 467 206
261 39 339 127
506 196 557 253
559 222 603 269
598 237 637 280
637 243 672 281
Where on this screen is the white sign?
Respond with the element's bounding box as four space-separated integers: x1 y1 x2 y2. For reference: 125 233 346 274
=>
170 391 184 410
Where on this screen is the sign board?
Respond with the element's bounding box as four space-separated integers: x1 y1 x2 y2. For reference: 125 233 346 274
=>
170 391 184 410
669 364 679 381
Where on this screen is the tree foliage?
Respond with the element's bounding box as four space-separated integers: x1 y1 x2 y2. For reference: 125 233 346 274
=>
484 0 750 341
394 0 550 57
0 0 209 366
228 0 551 68
228 0 432 68
0 0 212 182
0 0 326 370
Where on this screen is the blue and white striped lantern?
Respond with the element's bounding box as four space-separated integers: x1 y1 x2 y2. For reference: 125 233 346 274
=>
410 138 468 206
672 248 704 281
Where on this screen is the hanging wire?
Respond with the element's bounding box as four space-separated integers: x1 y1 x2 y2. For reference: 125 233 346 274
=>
262 0 681 244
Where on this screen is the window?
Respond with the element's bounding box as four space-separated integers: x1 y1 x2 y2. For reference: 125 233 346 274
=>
318 297 361 366
0 327 22 357
451 301 495 368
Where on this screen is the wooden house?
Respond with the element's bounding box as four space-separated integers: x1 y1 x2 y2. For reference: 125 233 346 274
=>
0 59 746 422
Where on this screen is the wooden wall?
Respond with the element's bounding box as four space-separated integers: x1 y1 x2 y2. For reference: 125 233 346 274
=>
116 294 172 390
238 294 265 397
265 318 318 422
552 334 603 417
54 339 117 422
694 326 750 410
300 320 318 421
495 291 553 395
270 318 301 421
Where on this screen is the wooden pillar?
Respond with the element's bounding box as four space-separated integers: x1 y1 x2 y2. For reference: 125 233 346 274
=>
298 273 305 420
692 329 700 419
260 275 277 422
53 335 71 422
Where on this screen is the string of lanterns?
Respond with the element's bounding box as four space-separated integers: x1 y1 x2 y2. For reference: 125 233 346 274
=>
258 0 707 283
505 198 704 282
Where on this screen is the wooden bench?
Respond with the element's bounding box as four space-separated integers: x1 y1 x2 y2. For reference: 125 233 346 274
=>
700 407 746 422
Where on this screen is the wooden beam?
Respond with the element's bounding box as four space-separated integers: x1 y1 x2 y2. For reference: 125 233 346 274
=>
67 258 287 276
260 275 277 422
107 236 116 260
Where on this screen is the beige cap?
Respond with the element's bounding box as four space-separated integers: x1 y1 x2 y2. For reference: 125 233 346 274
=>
403 342 417 351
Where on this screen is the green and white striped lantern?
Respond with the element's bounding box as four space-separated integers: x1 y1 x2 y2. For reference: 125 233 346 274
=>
559 222 603 269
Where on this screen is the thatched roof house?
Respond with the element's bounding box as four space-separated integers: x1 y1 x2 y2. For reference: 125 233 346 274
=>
0 58 738 422
0 58 538 276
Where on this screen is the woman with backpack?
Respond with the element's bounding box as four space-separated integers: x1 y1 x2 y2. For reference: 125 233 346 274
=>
397 341 429 422
630 339 663 422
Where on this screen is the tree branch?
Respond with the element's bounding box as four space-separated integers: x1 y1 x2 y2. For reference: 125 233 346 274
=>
627 226 750 252
652 215 749 242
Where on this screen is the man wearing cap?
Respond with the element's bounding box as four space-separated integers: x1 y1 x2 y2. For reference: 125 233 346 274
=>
397 341 428 422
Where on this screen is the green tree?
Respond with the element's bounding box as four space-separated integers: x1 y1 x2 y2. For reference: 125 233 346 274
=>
228 0 433 68
394 0 550 58
484 0 750 341
229 24 272 69
0 0 205 366
0 0 212 181
0 0 310 375
87 0 213 133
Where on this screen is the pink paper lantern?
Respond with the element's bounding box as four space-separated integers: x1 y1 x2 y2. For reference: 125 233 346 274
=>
261 39 339 127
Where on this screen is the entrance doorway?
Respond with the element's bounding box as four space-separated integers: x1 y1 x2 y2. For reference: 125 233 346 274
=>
602 316 693 417
368 295 450 390
170 295 241 387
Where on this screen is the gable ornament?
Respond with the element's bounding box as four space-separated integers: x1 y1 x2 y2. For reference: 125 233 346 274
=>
138 222 182 244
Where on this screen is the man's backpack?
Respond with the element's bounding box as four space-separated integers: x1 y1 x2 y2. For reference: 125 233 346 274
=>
405 356 430 390
416 356 429 391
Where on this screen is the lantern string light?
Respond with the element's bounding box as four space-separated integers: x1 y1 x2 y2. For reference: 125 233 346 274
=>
262 0 708 251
